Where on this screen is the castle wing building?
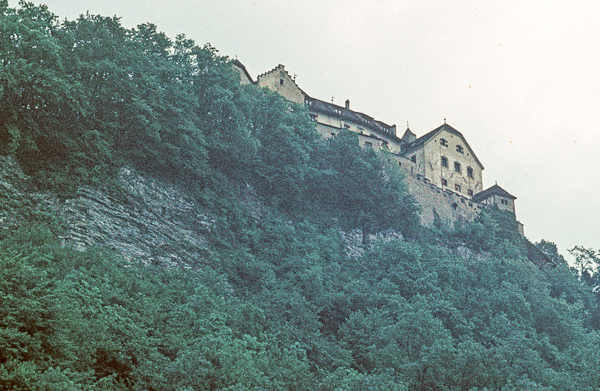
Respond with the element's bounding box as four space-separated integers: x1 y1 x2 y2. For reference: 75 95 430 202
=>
255 64 403 153
399 123 484 198
471 184 516 213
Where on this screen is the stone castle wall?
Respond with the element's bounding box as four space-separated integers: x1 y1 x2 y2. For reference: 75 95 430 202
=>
401 169 481 230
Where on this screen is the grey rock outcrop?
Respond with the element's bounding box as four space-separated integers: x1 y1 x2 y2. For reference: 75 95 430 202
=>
0 156 212 265
56 167 212 265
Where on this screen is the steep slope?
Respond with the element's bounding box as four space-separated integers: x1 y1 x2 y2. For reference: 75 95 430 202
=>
3 3 600 391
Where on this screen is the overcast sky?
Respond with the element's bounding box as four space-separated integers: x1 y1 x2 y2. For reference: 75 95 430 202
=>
36 0 600 261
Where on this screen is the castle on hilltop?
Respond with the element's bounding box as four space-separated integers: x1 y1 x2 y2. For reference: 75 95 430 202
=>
233 60 523 235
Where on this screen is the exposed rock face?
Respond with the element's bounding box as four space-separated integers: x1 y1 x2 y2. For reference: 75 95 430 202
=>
56 167 212 265
0 156 212 265
343 228 404 261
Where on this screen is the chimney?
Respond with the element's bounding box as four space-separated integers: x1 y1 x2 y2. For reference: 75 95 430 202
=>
345 99 350 110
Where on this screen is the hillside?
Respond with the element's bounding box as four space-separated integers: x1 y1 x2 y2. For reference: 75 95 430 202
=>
2 2 600 390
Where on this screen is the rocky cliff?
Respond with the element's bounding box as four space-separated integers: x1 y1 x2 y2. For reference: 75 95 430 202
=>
0 156 212 266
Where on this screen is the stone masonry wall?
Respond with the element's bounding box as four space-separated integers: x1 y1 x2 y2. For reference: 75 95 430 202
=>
402 170 481 230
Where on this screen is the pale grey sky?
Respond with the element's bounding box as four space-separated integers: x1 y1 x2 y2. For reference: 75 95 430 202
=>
35 0 600 260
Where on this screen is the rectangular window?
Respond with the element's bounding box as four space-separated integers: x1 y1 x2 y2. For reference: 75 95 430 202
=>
441 156 448 167
331 132 336 138
468 189 474 197
279 78 284 86
454 162 461 172
411 155 416 163
455 184 461 192
440 138 448 147
365 142 372 148
467 167 473 178
501 199 508 205
456 145 464 154
441 179 448 186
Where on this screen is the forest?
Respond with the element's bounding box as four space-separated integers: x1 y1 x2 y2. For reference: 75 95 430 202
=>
3 1 600 390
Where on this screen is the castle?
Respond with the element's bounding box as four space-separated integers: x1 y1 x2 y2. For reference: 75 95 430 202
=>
233 61 524 234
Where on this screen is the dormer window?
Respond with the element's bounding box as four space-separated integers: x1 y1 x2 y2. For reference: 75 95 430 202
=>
454 162 461 172
467 167 473 178
456 145 464 154
440 138 448 147
441 156 448 168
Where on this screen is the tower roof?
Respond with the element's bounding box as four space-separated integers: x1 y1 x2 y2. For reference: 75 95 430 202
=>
401 127 416 142
471 184 516 203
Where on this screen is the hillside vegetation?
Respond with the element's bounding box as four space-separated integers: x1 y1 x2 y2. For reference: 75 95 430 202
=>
3 2 600 390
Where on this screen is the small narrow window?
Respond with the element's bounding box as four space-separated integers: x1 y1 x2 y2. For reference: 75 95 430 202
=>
398 162 402 167
456 145 464 154
454 162 461 172
441 156 448 168
455 184 461 192
440 138 448 147
467 167 473 178
468 189 474 197
279 78 284 86
411 155 416 163
441 179 448 186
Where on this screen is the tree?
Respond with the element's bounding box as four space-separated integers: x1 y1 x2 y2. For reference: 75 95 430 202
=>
316 131 419 245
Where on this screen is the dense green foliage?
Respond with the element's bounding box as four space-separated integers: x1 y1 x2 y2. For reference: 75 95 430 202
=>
3 220 600 390
3 2 600 390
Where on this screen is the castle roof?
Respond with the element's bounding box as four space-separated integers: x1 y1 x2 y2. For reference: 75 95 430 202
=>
471 184 516 203
401 127 416 142
231 59 256 84
400 123 484 169
305 96 398 139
